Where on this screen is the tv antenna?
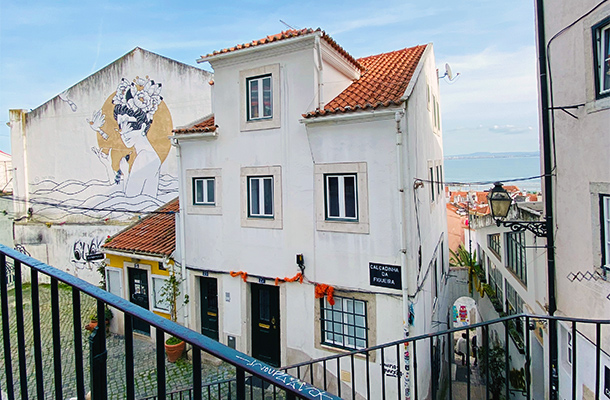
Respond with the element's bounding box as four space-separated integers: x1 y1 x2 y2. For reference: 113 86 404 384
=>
438 63 460 81
280 20 297 30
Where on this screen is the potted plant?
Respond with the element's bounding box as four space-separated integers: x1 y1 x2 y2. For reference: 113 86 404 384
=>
85 307 113 332
159 264 189 362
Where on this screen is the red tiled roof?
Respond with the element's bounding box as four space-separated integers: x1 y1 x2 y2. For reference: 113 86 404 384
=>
303 44 427 118
200 28 363 72
102 199 178 258
173 115 216 135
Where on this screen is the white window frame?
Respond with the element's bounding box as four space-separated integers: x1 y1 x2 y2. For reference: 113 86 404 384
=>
240 166 282 229
193 177 215 206
151 275 170 313
240 64 281 131
186 168 222 215
315 162 369 234
321 296 368 350
602 194 610 274
105 267 123 298
248 176 274 218
325 173 358 221
593 18 610 98
247 75 273 121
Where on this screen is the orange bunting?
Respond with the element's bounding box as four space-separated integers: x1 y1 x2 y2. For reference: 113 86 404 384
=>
275 277 280 286
229 270 248 282
314 284 335 305
284 272 303 283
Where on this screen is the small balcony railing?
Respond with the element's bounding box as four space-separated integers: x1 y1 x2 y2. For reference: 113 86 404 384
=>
0 244 339 400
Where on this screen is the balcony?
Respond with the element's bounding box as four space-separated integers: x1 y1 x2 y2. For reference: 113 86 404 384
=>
1 244 608 399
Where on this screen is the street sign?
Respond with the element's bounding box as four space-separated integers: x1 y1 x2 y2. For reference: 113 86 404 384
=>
85 253 105 261
369 262 402 290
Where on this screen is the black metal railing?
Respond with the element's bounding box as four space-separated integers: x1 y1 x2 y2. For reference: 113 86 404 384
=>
0 244 340 400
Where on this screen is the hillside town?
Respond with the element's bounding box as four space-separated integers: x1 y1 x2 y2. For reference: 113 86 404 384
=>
0 1 609 400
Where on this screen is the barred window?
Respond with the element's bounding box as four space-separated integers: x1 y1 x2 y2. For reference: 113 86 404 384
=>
321 296 368 350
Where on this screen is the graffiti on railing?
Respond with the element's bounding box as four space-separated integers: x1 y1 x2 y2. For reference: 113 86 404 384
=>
235 355 336 399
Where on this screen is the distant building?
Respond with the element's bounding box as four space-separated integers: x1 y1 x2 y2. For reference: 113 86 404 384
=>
8 48 212 283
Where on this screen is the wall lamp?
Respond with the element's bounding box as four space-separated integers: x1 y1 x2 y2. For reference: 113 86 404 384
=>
487 182 548 238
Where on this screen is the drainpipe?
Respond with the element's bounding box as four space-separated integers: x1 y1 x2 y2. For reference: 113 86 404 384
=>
534 1 558 398
396 109 414 399
315 34 324 109
171 137 189 329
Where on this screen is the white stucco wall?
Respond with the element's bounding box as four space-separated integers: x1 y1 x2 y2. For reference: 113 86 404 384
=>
540 0 610 340
8 48 212 282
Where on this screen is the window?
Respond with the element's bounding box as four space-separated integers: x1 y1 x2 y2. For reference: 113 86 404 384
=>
105 268 122 297
315 162 369 234
488 233 501 259
436 165 442 197
489 265 503 309
566 330 573 365
321 296 368 350
193 177 215 205
325 174 357 220
240 64 280 131
186 168 222 215
505 281 524 342
429 165 435 202
151 276 170 313
506 232 527 285
602 194 610 274
247 75 272 120
241 166 282 229
248 176 274 217
593 18 610 98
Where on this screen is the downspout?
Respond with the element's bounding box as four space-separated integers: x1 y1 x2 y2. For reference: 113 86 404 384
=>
396 109 414 400
535 1 558 398
315 35 324 109
171 137 189 329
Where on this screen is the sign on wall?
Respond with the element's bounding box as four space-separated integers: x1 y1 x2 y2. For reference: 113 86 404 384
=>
369 262 402 290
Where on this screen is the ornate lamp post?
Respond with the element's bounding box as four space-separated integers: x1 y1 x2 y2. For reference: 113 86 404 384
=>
487 182 547 238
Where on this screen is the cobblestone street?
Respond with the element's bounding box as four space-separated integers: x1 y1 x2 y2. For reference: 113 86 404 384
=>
0 283 234 399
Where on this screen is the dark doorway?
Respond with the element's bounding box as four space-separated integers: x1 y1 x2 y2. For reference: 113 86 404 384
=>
199 277 219 341
251 284 280 367
128 268 150 335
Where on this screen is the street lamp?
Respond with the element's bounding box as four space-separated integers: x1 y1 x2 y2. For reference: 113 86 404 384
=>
487 182 547 237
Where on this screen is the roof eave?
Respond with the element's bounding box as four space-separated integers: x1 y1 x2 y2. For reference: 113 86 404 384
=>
400 43 431 102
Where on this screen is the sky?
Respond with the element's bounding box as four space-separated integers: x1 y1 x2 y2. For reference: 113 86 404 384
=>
0 0 540 156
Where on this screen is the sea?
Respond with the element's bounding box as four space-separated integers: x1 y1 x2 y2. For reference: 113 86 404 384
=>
443 153 542 193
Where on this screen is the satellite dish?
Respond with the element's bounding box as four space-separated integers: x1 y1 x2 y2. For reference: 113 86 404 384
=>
439 63 460 81
445 63 453 80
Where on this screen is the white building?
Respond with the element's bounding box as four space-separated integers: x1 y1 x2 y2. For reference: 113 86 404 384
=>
467 202 547 399
537 1 610 398
172 29 448 398
8 48 212 283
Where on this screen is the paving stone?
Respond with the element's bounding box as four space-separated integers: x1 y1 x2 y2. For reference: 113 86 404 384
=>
0 283 234 399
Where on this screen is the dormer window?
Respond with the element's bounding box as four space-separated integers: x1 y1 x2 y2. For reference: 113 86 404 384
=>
247 75 272 120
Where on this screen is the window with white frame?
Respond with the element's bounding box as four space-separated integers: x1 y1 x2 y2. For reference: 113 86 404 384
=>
240 64 280 131
325 174 358 221
241 166 282 229
566 330 573 365
429 165 435 202
193 177 215 206
248 176 274 217
489 265 503 308
151 276 170 313
186 168 222 215
247 75 272 120
321 296 368 350
105 268 122 297
505 281 524 341
602 195 610 275
593 18 610 99
488 233 502 260
506 231 527 286
315 162 369 234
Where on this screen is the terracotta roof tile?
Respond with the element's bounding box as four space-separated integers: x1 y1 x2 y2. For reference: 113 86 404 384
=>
102 199 178 258
304 44 427 118
199 28 363 72
173 115 216 135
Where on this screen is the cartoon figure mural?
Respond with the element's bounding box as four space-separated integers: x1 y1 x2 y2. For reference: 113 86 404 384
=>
71 236 105 270
28 76 177 219
88 76 171 198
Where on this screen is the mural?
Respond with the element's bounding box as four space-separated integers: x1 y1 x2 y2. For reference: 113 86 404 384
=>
29 76 178 219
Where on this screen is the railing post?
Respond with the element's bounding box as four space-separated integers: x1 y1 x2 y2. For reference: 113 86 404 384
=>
0 253 14 400
236 368 246 400
89 326 108 400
